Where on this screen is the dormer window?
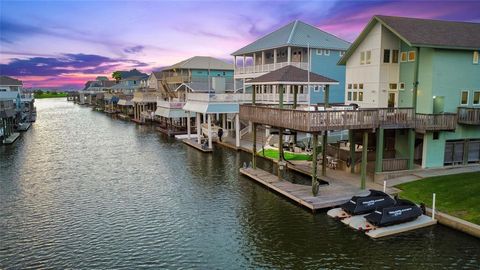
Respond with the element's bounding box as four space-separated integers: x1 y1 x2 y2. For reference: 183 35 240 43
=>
316 49 322 55
324 50 330 56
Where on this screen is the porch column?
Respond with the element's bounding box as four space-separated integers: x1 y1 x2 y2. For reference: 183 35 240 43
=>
293 85 298 109
375 128 384 173
187 112 191 139
261 51 265 72
208 114 212 149
252 123 257 169
349 130 355 173
253 53 256 70
273 49 277 67
312 133 319 196
252 85 256 105
222 113 226 129
463 139 469 165
203 113 206 123
324 85 330 108
278 128 284 177
322 130 327 176
243 55 246 73
361 131 368 190
408 129 415 169
235 114 240 148
279 84 284 109
287 46 291 65
196 112 201 144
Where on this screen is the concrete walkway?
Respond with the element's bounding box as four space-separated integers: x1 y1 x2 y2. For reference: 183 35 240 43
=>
384 165 480 186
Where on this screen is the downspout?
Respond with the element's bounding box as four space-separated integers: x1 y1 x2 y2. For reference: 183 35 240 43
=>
412 47 420 113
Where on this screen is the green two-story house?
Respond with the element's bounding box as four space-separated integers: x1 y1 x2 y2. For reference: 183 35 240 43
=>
339 15 480 169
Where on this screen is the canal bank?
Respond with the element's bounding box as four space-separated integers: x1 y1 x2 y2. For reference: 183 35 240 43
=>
2 99 479 269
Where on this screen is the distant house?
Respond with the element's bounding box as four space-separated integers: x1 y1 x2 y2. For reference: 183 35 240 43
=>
339 15 480 168
232 20 350 104
0 76 23 92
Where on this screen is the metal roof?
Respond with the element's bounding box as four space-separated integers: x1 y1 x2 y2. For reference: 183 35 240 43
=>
247 65 338 84
163 56 233 71
0 76 22 86
232 20 351 56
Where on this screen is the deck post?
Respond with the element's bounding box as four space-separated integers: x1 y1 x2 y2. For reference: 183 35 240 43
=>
463 139 469 165
208 114 212 149
322 130 327 176
222 113 226 129
278 128 284 178
293 85 298 109
324 84 330 108
349 130 355 173
312 133 320 196
252 123 257 169
187 112 191 139
252 85 256 105
235 114 240 148
375 127 384 173
408 129 415 170
196 112 201 144
279 84 284 109
361 131 368 189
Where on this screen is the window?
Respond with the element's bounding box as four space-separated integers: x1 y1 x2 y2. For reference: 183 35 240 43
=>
133 80 137 84
433 132 439 140
399 83 405 90
461 91 469 105
401 52 407 62
353 84 358 89
358 92 364 101
389 83 397 90
324 50 330 56
474 91 480 105
408 51 416 62
366 50 371 64
339 51 345 57
347 92 352 101
359 84 364 90
360 51 365 65
353 92 358 101
316 49 322 55
392 50 399 63
348 84 352 89
314 86 320 92
474 51 479 64
383 49 391 63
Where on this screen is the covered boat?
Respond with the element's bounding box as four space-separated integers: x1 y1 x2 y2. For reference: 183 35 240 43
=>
341 189 395 215
364 199 422 227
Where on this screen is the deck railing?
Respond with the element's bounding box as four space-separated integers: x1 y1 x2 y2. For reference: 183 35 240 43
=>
186 93 252 103
156 99 185 109
415 113 457 132
457 107 480 125
382 158 409 171
239 105 415 132
235 62 309 75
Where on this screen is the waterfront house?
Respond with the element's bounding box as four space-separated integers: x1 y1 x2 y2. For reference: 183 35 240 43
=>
0 100 17 144
0 76 35 124
80 77 116 105
232 20 350 104
338 15 480 169
155 56 236 139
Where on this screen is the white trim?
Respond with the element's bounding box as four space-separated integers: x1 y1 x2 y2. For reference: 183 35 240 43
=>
408 50 416 62
316 49 322 55
399 82 405 90
400 52 407 62
460 90 469 105
324 49 330 56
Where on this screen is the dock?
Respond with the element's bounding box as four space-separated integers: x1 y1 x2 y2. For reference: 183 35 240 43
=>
183 139 213 153
240 167 368 211
365 215 437 238
3 132 20 144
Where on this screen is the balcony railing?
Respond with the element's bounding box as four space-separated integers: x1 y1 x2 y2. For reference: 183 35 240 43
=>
458 107 480 125
239 105 415 132
186 93 252 103
156 99 185 109
132 91 159 103
165 75 190 84
254 93 309 104
235 62 309 75
415 113 457 132
382 158 409 171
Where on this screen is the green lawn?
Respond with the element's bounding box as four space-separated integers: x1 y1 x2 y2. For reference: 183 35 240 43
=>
34 92 69 99
258 148 312 161
396 172 480 225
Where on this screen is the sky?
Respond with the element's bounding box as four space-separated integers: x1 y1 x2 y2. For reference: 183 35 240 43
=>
1 0 479 89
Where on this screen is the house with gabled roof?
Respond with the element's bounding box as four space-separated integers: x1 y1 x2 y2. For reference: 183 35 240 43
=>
232 20 350 105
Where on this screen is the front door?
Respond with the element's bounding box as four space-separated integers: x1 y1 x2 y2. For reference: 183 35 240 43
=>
388 92 397 108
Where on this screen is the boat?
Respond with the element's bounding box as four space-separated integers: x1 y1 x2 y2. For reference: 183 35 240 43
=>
364 199 423 227
327 189 395 219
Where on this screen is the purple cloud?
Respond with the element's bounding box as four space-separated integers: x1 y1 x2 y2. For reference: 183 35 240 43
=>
124 45 144 54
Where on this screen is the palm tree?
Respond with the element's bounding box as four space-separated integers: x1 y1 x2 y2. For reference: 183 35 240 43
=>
112 71 122 83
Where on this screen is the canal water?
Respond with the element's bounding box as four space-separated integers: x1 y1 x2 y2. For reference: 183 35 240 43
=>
1 99 479 269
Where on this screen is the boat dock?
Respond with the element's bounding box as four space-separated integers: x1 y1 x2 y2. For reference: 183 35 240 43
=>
3 132 20 144
240 167 369 211
183 139 213 153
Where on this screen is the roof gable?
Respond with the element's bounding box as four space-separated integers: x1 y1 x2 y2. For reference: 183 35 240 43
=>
163 56 233 71
232 20 350 56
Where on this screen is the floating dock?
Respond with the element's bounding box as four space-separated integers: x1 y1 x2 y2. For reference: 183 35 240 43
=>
240 167 367 211
3 132 20 144
183 139 213 153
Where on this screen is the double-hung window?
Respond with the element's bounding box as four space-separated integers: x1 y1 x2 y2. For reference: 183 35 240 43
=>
461 91 469 105
473 91 480 105
383 49 391 63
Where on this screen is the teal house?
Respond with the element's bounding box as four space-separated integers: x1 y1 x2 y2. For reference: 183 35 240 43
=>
339 15 480 169
232 20 351 105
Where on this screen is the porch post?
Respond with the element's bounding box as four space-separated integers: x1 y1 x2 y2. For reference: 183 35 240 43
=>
196 112 201 144
187 112 191 139
361 131 368 190
253 53 256 70
463 139 469 165
322 130 327 176
312 133 319 196
278 128 284 177
408 129 415 170
235 114 240 148
203 113 206 123
261 51 265 72
252 85 256 105
252 123 257 169
208 114 212 149
273 49 277 67
293 85 298 109
349 130 355 173
222 113 226 129
375 128 384 173
324 84 330 108
279 84 284 109
287 46 291 65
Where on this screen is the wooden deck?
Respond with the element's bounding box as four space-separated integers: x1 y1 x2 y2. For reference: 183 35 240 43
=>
183 139 213 153
240 167 368 211
458 107 480 125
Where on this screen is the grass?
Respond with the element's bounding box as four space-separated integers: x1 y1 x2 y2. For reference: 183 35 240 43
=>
34 92 68 99
258 148 312 161
396 172 480 225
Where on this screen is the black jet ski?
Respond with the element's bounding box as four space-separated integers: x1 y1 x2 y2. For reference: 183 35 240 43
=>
340 189 396 215
365 199 423 227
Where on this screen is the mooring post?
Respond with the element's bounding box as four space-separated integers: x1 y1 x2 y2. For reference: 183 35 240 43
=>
252 123 257 169
312 133 319 196
322 130 327 176
361 131 368 190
